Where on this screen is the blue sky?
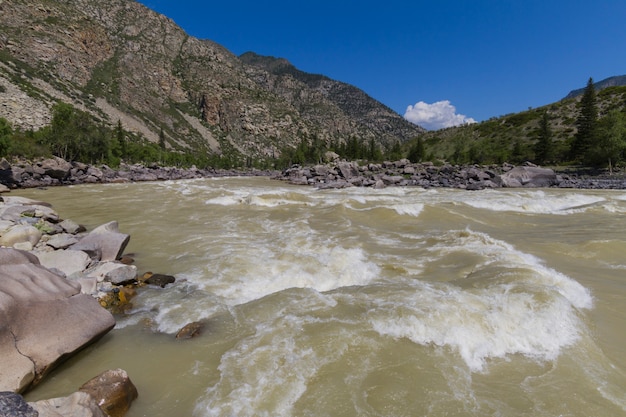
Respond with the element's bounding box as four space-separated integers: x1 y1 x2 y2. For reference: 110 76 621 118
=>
138 0 626 130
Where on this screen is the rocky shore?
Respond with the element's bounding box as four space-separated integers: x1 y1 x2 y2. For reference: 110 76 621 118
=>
0 156 274 192
273 158 626 190
0 193 156 416
2 155 626 192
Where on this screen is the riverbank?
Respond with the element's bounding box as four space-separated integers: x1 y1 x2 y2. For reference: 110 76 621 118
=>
2 156 626 192
0 194 148 415
274 159 626 190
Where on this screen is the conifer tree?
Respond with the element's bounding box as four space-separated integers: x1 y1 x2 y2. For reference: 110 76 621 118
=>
534 111 553 164
571 77 598 163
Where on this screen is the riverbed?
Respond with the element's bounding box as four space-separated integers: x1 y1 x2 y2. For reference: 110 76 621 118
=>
20 177 626 416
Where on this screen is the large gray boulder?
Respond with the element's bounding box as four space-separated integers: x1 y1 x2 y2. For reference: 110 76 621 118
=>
37 157 72 181
0 248 115 393
499 166 557 188
70 221 130 262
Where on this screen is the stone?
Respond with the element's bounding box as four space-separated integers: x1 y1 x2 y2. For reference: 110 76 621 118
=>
87 262 137 285
37 157 72 181
59 219 86 234
70 222 130 262
176 321 204 339
500 166 557 188
45 233 80 250
0 392 38 417
0 225 42 248
0 249 115 393
143 272 176 288
78 369 138 417
30 391 106 417
34 249 92 277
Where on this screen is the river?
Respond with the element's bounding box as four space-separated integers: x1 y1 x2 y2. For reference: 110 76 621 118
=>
19 177 626 416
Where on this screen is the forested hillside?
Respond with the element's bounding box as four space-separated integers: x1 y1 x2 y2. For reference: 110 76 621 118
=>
411 78 626 169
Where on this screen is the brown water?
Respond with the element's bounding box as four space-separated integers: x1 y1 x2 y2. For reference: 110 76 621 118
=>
19 177 626 416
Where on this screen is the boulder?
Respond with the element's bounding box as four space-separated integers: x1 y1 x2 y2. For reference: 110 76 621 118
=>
499 166 557 188
143 273 176 288
87 262 137 285
0 225 42 249
0 249 115 393
176 321 204 339
29 391 106 417
78 369 138 417
59 219 86 234
70 222 130 262
34 249 92 277
38 157 72 181
45 233 80 250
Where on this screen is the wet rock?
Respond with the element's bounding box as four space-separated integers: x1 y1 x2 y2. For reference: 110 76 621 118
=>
176 321 205 339
78 369 138 417
143 272 176 288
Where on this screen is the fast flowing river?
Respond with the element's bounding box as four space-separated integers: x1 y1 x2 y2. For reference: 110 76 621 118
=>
19 177 626 416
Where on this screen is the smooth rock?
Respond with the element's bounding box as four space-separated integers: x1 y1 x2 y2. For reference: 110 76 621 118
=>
500 166 557 188
45 233 80 250
35 249 91 277
70 222 130 262
87 262 137 285
0 249 115 393
0 225 42 248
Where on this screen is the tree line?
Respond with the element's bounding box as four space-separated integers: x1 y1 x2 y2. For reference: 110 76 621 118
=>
421 78 626 169
0 103 237 169
2 79 625 170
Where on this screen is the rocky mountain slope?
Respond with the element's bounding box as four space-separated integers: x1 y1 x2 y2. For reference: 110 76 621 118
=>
0 0 422 162
565 75 626 99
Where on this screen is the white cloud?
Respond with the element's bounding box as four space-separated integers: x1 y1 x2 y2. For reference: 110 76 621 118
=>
404 100 476 130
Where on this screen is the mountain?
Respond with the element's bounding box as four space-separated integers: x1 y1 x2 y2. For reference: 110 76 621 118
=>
565 75 626 99
0 0 422 162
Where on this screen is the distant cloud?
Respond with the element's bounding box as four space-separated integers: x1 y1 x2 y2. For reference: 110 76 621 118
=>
404 100 476 130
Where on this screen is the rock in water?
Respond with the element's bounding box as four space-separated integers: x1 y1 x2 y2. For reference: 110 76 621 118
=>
79 369 138 417
144 273 176 288
176 321 205 339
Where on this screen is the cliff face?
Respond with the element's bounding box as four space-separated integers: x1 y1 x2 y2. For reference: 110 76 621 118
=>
0 0 422 160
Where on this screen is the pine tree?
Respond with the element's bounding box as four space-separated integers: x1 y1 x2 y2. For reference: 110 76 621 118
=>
534 111 553 164
571 77 598 163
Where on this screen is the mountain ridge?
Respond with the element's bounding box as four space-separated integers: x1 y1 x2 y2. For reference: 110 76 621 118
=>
0 0 422 163
565 75 626 99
